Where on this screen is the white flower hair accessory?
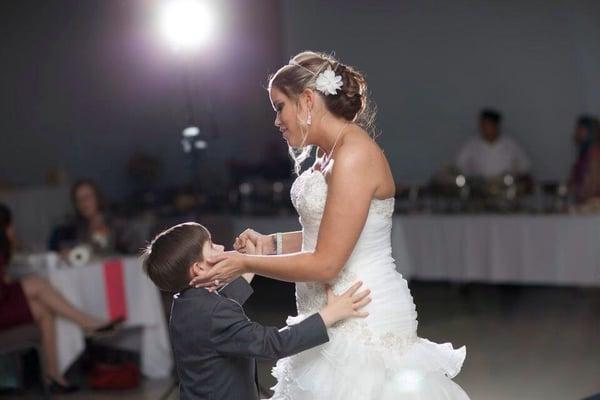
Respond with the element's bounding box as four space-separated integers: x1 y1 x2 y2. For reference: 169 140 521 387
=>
315 67 343 96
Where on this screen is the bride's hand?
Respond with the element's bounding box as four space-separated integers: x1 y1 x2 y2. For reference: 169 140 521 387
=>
234 229 274 255
189 251 247 289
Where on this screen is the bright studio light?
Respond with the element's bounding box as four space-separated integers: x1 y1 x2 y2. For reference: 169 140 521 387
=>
158 0 214 50
182 126 200 137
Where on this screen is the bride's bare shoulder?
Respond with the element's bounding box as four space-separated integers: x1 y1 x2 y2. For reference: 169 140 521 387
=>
335 127 381 166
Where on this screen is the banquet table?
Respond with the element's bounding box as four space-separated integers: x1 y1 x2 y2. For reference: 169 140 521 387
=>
33 254 173 378
231 214 600 287
394 214 600 286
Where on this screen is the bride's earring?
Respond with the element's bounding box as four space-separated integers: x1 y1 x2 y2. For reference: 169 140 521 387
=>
307 113 312 126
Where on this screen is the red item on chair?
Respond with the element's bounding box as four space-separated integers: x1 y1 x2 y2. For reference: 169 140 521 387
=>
102 259 128 320
88 361 140 390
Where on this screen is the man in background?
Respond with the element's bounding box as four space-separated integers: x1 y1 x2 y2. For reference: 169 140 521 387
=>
456 108 531 179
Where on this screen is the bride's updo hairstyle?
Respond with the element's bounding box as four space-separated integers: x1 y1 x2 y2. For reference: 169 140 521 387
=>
269 51 376 173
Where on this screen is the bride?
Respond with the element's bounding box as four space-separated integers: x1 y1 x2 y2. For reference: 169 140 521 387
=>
191 51 470 399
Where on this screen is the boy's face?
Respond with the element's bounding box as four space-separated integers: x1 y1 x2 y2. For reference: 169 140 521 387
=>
203 237 225 260
190 237 225 277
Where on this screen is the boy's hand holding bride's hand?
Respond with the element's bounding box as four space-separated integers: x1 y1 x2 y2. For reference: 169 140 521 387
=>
189 251 248 290
234 229 274 255
233 236 247 253
234 236 263 255
319 281 371 328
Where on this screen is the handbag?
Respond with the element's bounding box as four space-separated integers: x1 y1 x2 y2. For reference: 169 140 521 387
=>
88 360 140 390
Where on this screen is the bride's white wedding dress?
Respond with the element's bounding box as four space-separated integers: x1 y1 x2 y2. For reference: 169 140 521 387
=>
270 169 470 399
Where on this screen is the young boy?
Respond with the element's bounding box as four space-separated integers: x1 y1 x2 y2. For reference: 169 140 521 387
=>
141 222 370 400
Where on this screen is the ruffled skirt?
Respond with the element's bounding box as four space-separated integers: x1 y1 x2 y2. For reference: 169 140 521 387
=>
271 329 469 399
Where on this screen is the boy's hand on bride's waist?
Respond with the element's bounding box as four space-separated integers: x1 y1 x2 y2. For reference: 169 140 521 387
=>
189 251 247 290
319 281 371 328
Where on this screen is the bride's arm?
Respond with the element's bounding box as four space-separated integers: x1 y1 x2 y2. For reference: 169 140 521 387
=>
236 229 303 255
194 144 376 285
274 231 303 254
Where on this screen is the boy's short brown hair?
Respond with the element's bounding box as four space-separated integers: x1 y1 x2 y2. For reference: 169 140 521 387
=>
141 222 210 292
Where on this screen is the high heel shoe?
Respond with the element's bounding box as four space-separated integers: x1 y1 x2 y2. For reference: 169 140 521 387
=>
47 377 80 394
85 316 125 338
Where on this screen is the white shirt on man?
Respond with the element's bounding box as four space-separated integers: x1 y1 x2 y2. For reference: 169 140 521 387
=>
456 135 531 177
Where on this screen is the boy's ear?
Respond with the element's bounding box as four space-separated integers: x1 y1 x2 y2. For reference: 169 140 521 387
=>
190 261 207 277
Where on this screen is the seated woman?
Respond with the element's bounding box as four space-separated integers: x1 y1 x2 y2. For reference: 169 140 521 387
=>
49 179 135 255
570 115 600 205
1 204 120 393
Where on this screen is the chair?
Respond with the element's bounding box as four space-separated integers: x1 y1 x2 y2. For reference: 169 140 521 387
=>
0 324 49 398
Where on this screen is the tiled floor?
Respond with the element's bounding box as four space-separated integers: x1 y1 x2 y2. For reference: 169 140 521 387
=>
0 377 175 400
3 280 599 399
410 283 600 400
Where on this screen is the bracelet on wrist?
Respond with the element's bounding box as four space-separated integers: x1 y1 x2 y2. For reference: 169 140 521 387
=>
275 232 283 255
270 234 277 255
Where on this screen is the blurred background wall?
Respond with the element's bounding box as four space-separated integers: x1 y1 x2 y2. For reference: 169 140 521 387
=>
281 0 600 184
2 0 600 198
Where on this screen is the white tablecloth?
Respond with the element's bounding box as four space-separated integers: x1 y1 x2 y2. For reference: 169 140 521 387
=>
43 255 173 378
230 214 600 287
394 215 600 286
